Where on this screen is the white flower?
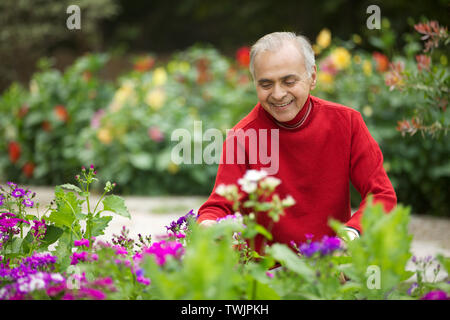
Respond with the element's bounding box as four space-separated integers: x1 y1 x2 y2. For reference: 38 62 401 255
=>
243 169 268 182
28 277 46 291
260 176 281 190
215 184 227 196
281 195 296 207
238 178 257 193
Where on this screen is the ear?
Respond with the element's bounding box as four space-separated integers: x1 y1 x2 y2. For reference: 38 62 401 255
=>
310 65 317 90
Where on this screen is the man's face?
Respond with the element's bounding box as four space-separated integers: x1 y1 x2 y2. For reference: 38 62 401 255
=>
253 42 316 122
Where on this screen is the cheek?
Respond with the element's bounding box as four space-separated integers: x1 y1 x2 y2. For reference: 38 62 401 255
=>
256 89 269 102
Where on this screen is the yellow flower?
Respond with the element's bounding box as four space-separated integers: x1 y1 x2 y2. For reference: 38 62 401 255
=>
316 28 331 49
168 61 191 74
318 71 334 84
312 44 322 55
153 67 167 86
362 105 373 117
110 82 134 112
362 60 372 76
97 128 113 144
167 161 179 174
352 34 362 45
146 88 166 110
331 47 351 70
353 55 362 64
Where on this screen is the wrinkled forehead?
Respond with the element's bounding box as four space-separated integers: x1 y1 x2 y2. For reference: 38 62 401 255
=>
253 42 307 80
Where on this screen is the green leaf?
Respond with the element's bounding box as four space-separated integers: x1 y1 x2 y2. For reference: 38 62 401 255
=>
254 224 272 241
59 183 82 193
90 215 113 237
268 244 314 279
48 187 83 227
41 225 64 246
102 195 131 218
129 152 153 170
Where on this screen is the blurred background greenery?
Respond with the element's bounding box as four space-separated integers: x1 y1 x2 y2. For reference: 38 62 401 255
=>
0 0 448 216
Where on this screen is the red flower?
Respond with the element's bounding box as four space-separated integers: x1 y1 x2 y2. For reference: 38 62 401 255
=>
8 141 21 164
372 52 389 72
41 121 52 132
236 46 251 68
22 162 35 178
54 105 69 122
148 126 164 142
416 54 431 72
134 56 155 72
18 104 29 118
196 58 212 84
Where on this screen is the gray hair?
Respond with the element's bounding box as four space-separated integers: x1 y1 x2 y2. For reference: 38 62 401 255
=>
249 32 315 80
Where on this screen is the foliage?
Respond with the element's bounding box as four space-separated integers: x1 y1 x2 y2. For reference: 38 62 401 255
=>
0 19 449 216
1 169 448 300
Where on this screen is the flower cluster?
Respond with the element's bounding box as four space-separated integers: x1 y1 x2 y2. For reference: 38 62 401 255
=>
0 272 65 300
31 218 47 242
137 240 185 266
1 182 36 208
70 251 98 265
0 212 29 249
291 235 342 258
165 209 197 235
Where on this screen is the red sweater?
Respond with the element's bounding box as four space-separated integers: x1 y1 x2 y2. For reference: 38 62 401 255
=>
197 95 397 250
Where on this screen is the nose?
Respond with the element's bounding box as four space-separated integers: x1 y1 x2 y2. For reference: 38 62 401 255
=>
271 83 287 101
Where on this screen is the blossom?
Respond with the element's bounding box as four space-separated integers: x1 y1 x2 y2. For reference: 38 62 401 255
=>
109 81 135 111
319 56 338 76
331 47 351 70
385 61 405 91
421 290 448 300
148 126 164 142
318 72 334 85
0 194 4 206
152 67 168 86
22 198 34 208
54 105 69 122
362 60 372 76
372 52 389 72
97 128 113 145
70 252 89 265
11 188 25 198
140 240 185 266
416 54 431 71
236 46 250 67
316 28 331 49
8 141 21 164
146 88 166 110
74 238 90 248
134 55 155 72
113 245 128 256
90 109 105 129
260 176 281 191
22 162 35 179
31 219 46 240
296 235 342 258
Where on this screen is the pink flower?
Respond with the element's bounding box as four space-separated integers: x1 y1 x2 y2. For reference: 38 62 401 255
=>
148 126 164 142
421 290 449 300
74 238 90 248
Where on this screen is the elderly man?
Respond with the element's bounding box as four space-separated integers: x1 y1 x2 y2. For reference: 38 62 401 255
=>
196 32 397 252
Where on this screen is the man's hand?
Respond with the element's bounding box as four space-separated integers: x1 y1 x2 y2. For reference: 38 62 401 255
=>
199 220 217 228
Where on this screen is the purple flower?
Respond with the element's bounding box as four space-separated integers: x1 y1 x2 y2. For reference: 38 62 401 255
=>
140 240 184 266
79 287 106 300
7 182 17 189
11 188 25 198
0 194 5 206
137 276 151 286
22 198 34 208
70 251 89 265
319 236 341 255
421 290 449 300
31 219 46 240
407 282 418 296
113 245 128 256
74 238 90 248
299 241 321 258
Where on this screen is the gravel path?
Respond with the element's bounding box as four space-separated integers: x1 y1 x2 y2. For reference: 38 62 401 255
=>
19 186 450 281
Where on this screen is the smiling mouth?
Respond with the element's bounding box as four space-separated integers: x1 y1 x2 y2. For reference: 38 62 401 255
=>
271 99 294 108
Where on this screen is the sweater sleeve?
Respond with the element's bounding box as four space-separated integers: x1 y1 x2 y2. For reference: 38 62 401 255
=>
197 134 248 223
346 111 397 233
